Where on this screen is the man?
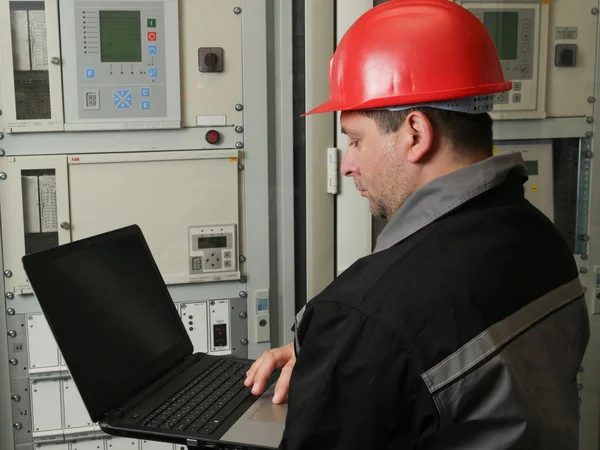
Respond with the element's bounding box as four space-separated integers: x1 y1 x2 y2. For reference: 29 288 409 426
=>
246 0 590 448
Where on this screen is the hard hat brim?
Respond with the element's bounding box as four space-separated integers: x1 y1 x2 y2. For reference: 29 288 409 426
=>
302 81 513 116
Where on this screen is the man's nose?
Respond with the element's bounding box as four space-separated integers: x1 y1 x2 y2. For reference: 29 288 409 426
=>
340 147 358 177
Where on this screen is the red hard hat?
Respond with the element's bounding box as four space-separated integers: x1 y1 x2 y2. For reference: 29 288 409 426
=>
304 0 512 115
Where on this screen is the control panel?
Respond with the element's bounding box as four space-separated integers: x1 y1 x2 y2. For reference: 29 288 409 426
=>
189 224 239 282
209 300 231 353
456 1 548 119
59 0 181 130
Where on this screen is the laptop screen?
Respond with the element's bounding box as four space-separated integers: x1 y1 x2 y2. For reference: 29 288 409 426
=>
22 225 192 423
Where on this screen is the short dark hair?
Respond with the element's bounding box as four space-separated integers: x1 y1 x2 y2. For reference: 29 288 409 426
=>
359 108 494 157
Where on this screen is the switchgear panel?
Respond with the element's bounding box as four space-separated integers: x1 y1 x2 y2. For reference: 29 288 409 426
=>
59 0 181 130
456 1 548 119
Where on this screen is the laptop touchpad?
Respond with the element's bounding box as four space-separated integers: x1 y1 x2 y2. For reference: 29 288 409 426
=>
249 401 287 424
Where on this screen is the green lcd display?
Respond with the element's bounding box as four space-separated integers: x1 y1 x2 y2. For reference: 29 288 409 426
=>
483 11 519 61
524 160 539 176
99 10 142 63
198 236 227 249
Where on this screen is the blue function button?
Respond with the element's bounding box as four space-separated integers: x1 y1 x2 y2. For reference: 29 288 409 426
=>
147 44 157 55
140 87 151 97
85 68 96 79
141 100 151 110
148 68 158 79
113 89 133 109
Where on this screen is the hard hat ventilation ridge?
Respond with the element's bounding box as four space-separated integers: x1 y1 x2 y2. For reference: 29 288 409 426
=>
378 95 495 115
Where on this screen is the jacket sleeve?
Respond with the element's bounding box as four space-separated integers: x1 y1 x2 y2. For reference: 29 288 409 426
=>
278 300 430 450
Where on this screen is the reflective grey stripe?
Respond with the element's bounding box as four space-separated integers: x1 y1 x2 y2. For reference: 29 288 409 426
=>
422 277 584 394
293 305 307 354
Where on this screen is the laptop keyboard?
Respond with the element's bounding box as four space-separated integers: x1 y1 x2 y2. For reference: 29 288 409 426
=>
139 359 253 434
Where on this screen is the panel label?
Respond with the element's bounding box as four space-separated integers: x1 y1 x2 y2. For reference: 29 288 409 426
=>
556 27 578 40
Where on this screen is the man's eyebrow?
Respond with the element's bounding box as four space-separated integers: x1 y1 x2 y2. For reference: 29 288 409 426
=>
341 127 359 136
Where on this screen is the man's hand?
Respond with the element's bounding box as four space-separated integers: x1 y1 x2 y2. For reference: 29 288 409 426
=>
244 342 295 404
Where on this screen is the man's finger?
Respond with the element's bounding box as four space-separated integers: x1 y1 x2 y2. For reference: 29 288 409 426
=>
272 358 295 404
251 351 279 394
244 354 266 387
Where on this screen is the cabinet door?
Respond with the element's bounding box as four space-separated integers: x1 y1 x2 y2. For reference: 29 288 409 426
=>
334 0 375 276
0 0 64 132
0 155 70 297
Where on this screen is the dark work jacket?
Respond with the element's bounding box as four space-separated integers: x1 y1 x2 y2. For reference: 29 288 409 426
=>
278 153 590 450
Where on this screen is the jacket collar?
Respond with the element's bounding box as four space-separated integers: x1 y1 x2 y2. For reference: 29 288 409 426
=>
374 152 529 253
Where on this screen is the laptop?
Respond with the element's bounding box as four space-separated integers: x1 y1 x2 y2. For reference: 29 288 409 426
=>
21 224 286 450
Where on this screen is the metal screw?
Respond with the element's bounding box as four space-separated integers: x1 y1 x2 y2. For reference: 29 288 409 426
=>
0 172 7 180
60 222 70 230
581 254 589 260
180 304 186 309
239 276 247 283
580 267 588 274
50 56 60 65
7 308 15 315
238 163 245 171
239 311 248 319
593 7 599 14
585 151 594 159
235 104 243 111
9 358 18 366
0 132 4 140
235 126 244 133
6 292 14 300
4 270 12 277
586 116 594 124
240 338 249 345
235 141 244 149
582 234 590 241
239 291 247 298
13 423 22 430
0 149 4 157
589 97 597 103
12 395 21 402
8 330 16 338
239 255 246 263
233 6 242 14
586 131 594 138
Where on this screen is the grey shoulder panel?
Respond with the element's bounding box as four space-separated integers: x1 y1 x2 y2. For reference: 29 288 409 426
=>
419 279 590 450
422 277 585 394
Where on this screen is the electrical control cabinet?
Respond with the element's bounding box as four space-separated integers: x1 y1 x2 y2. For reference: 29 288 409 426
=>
0 0 249 134
0 150 241 297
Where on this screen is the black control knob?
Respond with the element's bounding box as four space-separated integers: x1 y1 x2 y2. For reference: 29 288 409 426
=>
203 52 219 71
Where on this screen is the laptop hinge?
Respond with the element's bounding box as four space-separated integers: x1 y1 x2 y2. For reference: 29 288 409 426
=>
106 409 125 419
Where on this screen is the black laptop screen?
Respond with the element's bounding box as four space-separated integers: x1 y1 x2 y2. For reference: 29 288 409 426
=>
22 226 191 423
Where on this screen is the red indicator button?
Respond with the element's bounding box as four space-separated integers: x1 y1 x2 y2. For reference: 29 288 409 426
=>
205 130 221 145
147 31 157 41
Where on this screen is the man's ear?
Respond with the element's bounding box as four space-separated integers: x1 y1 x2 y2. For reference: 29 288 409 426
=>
401 111 435 163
